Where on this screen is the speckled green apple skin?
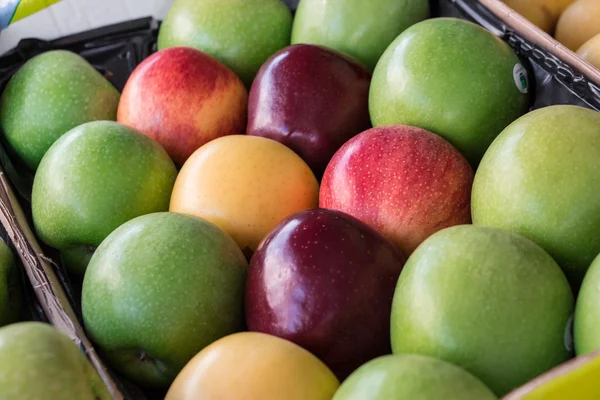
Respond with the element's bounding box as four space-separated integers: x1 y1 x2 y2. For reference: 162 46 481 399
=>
0 239 21 327
291 0 429 71
0 50 120 170
369 18 531 166
390 225 574 397
31 121 177 275
0 322 111 400
333 354 497 400
472 105 600 288
82 212 248 388
575 254 600 356
158 0 292 87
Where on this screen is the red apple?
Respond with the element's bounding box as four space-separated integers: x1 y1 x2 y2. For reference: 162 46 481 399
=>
117 47 248 165
245 208 406 380
247 44 371 178
320 125 473 255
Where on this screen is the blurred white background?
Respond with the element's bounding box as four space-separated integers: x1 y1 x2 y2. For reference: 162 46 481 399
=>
0 0 174 54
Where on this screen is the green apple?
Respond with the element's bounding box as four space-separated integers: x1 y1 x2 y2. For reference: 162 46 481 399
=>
31 121 177 275
575 254 600 355
0 239 21 327
390 225 574 396
0 50 120 170
0 322 111 399
291 0 429 71
81 212 248 388
157 0 292 87
369 18 531 165
333 354 497 400
472 105 600 288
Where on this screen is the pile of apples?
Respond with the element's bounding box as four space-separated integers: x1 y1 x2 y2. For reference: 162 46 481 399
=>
1 0 600 399
503 0 600 70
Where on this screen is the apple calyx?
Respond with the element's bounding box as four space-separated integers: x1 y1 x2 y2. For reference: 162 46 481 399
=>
138 351 153 363
134 349 170 376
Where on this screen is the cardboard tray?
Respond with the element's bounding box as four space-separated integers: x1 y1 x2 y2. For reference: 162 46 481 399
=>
0 0 598 399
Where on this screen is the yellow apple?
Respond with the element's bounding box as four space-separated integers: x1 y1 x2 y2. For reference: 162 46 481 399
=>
555 0 600 51
165 332 340 400
578 33 600 70
502 0 574 34
542 0 575 17
170 135 319 252
503 0 554 33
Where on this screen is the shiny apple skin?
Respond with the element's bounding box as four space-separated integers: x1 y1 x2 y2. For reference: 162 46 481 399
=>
247 44 372 178
165 332 339 400
169 135 319 253
320 125 474 255
118 47 248 166
245 208 406 380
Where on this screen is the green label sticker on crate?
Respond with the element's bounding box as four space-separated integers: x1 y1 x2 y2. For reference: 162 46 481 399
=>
0 0 61 31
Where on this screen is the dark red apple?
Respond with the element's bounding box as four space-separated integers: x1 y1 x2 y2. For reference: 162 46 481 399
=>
117 47 248 165
245 208 406 380
320 125 474 255
246 44 372 178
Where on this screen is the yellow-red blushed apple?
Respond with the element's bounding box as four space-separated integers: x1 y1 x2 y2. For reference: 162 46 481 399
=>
320 125 473 255
117 47 248 165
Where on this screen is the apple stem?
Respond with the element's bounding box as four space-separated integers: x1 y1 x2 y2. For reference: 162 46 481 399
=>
138 351 151 363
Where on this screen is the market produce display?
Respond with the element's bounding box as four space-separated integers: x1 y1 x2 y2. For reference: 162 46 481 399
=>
0 0 600 399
